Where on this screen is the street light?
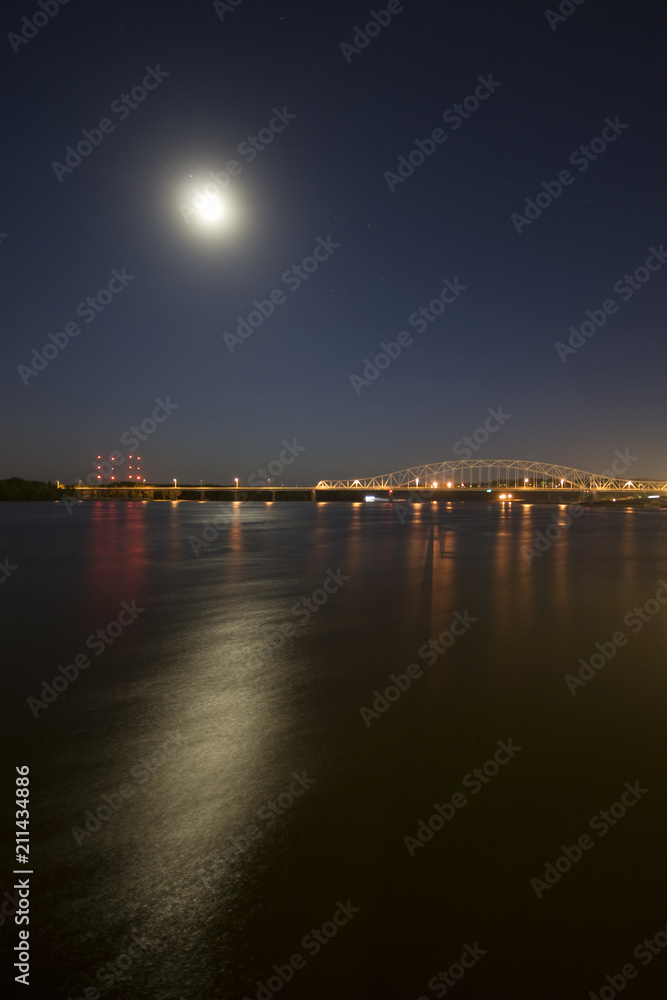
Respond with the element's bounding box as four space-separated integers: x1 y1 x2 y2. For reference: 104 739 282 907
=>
173 478 177 488
415 478 419 488
234 477 238 487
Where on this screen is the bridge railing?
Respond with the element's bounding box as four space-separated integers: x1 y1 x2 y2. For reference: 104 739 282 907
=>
316 460 667 493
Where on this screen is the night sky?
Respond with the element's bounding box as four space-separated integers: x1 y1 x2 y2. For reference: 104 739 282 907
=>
2 0 666 486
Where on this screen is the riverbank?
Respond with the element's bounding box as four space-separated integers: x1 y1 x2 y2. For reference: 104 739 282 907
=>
0 478 66 501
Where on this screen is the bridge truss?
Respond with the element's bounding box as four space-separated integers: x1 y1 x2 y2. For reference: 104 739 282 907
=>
317 460 667 493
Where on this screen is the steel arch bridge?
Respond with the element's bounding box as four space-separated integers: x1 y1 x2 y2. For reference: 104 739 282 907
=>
316 460 667 493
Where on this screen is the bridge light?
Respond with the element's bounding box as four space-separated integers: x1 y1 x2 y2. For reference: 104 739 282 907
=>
447 482 452 488
626 481 633 486
432 482 438 489
415 478 419 487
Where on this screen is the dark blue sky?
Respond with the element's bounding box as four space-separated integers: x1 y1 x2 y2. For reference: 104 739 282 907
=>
2 0 666 485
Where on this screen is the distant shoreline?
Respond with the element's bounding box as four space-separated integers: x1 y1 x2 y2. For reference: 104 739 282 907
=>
0 478 63 501
3 479 664 508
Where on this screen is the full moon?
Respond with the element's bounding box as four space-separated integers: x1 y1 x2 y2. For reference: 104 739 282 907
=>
176 174 241 236
200 196 224 221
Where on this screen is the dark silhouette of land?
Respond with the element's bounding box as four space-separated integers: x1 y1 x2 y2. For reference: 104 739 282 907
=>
0 478 65 501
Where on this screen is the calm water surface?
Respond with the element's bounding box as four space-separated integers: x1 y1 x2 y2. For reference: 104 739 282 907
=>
3 500 667 999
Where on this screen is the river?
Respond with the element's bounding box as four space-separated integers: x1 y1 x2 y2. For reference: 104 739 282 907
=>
3 500 667 999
